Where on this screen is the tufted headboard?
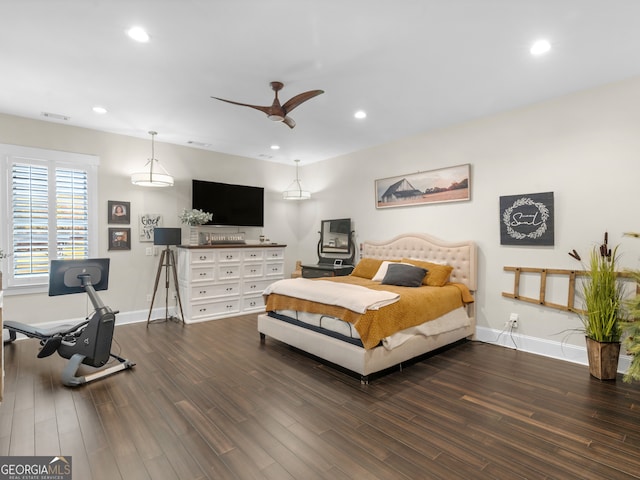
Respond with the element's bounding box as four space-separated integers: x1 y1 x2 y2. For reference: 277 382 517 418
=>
361 233 477 291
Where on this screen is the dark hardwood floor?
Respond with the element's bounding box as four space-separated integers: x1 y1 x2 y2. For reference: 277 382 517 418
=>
1 314 640 479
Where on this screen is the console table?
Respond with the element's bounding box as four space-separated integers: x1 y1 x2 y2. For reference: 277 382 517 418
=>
302 263 354 278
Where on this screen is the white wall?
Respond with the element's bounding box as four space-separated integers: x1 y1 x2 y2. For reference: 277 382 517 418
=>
0 114 302 325
295 76 640 365
3 75 640 368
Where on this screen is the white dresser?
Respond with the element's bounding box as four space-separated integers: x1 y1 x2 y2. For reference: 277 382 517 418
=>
177 244 286 323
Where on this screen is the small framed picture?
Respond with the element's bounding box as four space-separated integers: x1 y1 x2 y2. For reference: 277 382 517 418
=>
108 227 131 251
108 200 131 224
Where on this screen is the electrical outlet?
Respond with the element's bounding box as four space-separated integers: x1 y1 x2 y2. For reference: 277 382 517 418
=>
145 247 153 256
509 313 519 329
146 294 152 302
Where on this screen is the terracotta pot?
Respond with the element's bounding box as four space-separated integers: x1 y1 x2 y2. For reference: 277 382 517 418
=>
585 336 621 380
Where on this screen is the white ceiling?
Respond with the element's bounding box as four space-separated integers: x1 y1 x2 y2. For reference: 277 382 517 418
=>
2 0 640 165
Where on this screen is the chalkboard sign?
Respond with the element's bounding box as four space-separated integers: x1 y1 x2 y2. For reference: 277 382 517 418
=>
500 192 554 246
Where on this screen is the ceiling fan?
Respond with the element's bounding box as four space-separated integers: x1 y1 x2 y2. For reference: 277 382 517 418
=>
211 81 324 129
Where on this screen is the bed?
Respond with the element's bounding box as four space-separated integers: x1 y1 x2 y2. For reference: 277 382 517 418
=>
257 233 477 382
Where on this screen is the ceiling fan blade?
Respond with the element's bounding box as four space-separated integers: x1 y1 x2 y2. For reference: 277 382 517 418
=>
211 96 271 115
282 90 324 114
282 116 296 129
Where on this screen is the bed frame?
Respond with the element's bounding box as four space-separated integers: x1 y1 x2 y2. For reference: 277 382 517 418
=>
257 233 477 382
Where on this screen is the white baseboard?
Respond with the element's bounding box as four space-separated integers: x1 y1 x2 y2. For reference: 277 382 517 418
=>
476 326 631 374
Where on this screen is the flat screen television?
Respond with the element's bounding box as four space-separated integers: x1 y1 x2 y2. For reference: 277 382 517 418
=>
49 258 110 296
192 179 264 227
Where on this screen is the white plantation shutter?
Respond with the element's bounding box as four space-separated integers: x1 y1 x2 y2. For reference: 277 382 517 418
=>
55 168 89 260
11 163 50 277
1 144 98 292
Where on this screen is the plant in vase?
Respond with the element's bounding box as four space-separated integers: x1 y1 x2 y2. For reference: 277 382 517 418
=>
620 232 640 382
179 208 213 245
572 232 625 380
621 268 640 382
179 208 213 226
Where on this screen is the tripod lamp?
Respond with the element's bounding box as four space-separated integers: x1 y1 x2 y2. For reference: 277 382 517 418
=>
147 227 185 325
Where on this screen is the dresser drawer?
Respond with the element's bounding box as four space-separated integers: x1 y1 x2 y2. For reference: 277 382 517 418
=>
265 248 285 261
190 266 215 282
191 251 215 264
242 296 265 311
217 264 241 281
265 262 284 277
191 299 240 320
242 278 273 296
243 263 264 278
192 282 240 300
217 250 242 263
243 249 264 261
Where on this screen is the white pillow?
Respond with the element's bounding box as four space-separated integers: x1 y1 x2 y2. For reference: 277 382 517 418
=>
372 261 411 282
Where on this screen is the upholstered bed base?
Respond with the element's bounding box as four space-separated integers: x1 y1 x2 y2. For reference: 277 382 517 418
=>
258 314 473 382
258 233 477 382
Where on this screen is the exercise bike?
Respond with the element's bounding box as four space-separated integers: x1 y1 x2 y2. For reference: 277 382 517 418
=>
4 258 135 387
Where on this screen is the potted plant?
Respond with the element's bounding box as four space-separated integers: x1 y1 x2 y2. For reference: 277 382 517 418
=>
616 231 640 383
577 233 625 380
179 208 213 245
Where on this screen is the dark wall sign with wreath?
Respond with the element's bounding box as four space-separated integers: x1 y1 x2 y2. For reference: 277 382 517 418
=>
500 191 554 246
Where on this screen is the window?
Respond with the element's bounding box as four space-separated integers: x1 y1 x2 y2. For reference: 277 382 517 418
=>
1 144 99 293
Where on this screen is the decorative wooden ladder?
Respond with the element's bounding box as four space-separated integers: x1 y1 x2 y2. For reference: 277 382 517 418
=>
502 266 635 314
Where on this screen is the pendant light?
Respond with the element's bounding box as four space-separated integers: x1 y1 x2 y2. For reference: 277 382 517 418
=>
283 159 310 200
131 131 174 187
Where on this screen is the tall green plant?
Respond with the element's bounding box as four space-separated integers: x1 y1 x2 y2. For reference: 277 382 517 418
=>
622 269 640 382
581 238 623 343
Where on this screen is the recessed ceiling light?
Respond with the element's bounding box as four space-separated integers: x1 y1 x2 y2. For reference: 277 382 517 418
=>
127 26 150 43
92 106 107 114
354 110 367 119
530 39 551 56
270 144 280 150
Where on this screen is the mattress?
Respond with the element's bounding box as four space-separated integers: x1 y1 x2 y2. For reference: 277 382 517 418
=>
271 306 470 350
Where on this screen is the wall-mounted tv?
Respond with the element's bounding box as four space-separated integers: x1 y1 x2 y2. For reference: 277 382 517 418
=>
192 179 264 227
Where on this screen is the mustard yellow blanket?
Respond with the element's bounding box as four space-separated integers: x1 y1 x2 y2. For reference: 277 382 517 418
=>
264 276 474 349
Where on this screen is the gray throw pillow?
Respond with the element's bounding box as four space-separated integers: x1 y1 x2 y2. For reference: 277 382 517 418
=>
381 263 427 287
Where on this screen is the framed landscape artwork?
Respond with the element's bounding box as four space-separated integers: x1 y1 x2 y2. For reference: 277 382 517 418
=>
375 164 470 209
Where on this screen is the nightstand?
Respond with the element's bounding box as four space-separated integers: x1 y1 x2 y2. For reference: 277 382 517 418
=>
301 263 354 278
